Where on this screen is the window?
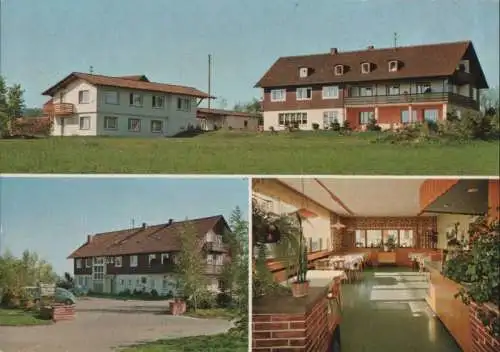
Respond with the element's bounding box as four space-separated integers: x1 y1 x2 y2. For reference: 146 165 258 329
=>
277 112 307 126
355 230 366 248
270 89 286 102
299 67 309 78
334 65 344 76
401 109 417 123
152 95 165 108
399 230 414 248
161 253 170 264
128 118 141 132
104 91 119 105
424 109 439 122
361 62 371 74
387 85 400 95
416 82 432 94
128 280 132 288
78 90 90 104
129 93 143 107
388 61 398 72
148 254 156 265
359 111 373 125
85 258 91 268
323 111 341 128
120 279 124 286
130 255 138 267
322 86 339 99
359 87 373 97
177 97 191 111
151 120 163 133
296 87 312 100
104 116 118 130
207 254 214 264
115 256 122 267
366 230 382 247
162 276 168 290
150 279 155 289
79 116 90 130
76 259 82 269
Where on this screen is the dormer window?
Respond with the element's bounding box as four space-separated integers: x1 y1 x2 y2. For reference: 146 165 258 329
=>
388 60 399 72
299 67 309 78
458 60 470 73
361 62 371 74
334 65 344 76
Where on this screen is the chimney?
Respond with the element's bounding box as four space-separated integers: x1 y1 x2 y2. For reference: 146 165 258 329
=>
141 222 147 229
168 219 173 225
367 45 375 50
330 48 338 55
87 235 93 243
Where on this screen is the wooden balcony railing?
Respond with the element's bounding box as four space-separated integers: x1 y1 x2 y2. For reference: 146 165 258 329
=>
44 103 75 117
204 241 226 252
205 264 223 275
344 92 479 110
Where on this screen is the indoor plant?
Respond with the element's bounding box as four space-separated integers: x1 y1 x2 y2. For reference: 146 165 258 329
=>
385 235 396 252
289 213 309 298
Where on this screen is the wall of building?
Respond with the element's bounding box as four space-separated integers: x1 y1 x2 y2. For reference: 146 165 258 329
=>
262 85 344 112
263 108 344 131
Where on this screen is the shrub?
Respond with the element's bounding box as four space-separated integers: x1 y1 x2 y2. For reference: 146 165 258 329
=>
366 118 381 132
165 290 174 299
216 292 233 308
118 289 131 296
150 289 159 297
133 288 142 296
330 119 341 132
312 123 319 130
10 117 53 136
187 290 217 310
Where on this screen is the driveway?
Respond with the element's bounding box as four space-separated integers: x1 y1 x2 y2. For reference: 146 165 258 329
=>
0 298 233 352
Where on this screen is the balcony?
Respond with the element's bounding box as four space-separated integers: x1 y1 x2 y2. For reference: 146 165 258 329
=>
43 103 75 117
205 264 223 275
344 92 479 110
204 241 226 252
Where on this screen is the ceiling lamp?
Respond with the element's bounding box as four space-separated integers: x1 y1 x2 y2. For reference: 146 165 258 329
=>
467 188 478 193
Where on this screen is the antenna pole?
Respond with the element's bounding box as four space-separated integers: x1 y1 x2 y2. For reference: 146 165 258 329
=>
0 0 3 77
208 54 212 110
394 32 398 48
89 66 94 74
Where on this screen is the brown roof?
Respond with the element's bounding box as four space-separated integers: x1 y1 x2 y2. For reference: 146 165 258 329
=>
118 75 150 82
42 72 212 98
256 41 488 88
197 108 260 119
67 215 227 258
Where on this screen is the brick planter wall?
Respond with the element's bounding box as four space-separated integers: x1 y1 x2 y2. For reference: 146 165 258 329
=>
253 281 341 351
470 302 500 352
40 304 76 322
169 300 187 316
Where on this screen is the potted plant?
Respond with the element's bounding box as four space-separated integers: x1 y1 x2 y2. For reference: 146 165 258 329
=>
385 235 396 252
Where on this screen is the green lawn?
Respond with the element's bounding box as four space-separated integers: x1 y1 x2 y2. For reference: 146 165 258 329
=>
122 332 247 352
0 131 498 174
0 308 51 326
184 308 238 320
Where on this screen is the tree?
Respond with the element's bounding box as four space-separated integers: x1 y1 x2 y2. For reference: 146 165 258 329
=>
23 108 43 118
0 250 57 307
217 97 228 110
233 98 261 115
217 207 249 334
176 221 206 312
7 84 25 120
0 76 8 134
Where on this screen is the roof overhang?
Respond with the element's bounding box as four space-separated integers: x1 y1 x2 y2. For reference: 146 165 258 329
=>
419 179 489 216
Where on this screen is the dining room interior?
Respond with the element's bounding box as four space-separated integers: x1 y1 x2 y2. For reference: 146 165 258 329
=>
251 177 499 352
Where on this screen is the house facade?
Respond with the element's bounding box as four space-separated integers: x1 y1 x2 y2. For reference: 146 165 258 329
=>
256 41 488 131
196 108 261 131
42 73 211 137
67 215 230 295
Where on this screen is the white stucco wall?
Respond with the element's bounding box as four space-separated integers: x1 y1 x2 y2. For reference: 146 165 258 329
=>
263 108 344 131
436 214 476 249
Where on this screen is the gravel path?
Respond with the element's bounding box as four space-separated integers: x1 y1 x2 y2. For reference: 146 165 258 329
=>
0 298 233 352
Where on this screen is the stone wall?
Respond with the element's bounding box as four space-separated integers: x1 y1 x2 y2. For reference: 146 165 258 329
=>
470 302 500 352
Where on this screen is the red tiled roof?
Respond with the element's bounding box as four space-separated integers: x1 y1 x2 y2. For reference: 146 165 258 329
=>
42 72 212 98
197 108 260 119
67 215 227 258
255 41 488 88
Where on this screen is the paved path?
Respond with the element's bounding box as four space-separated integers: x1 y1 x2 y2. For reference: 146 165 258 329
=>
0 298 233 352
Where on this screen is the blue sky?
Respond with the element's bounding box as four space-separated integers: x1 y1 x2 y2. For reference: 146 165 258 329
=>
2 0 499 109
0 176 249 275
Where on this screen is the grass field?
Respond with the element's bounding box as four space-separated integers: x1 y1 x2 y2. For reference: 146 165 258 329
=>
122 332 247 352
0 308 51 326
0 131 498 174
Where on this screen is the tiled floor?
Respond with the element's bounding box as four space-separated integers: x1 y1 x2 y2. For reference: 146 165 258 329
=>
340 267 462 352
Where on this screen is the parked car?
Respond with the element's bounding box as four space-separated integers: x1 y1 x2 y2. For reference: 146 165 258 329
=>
27 287 77 305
